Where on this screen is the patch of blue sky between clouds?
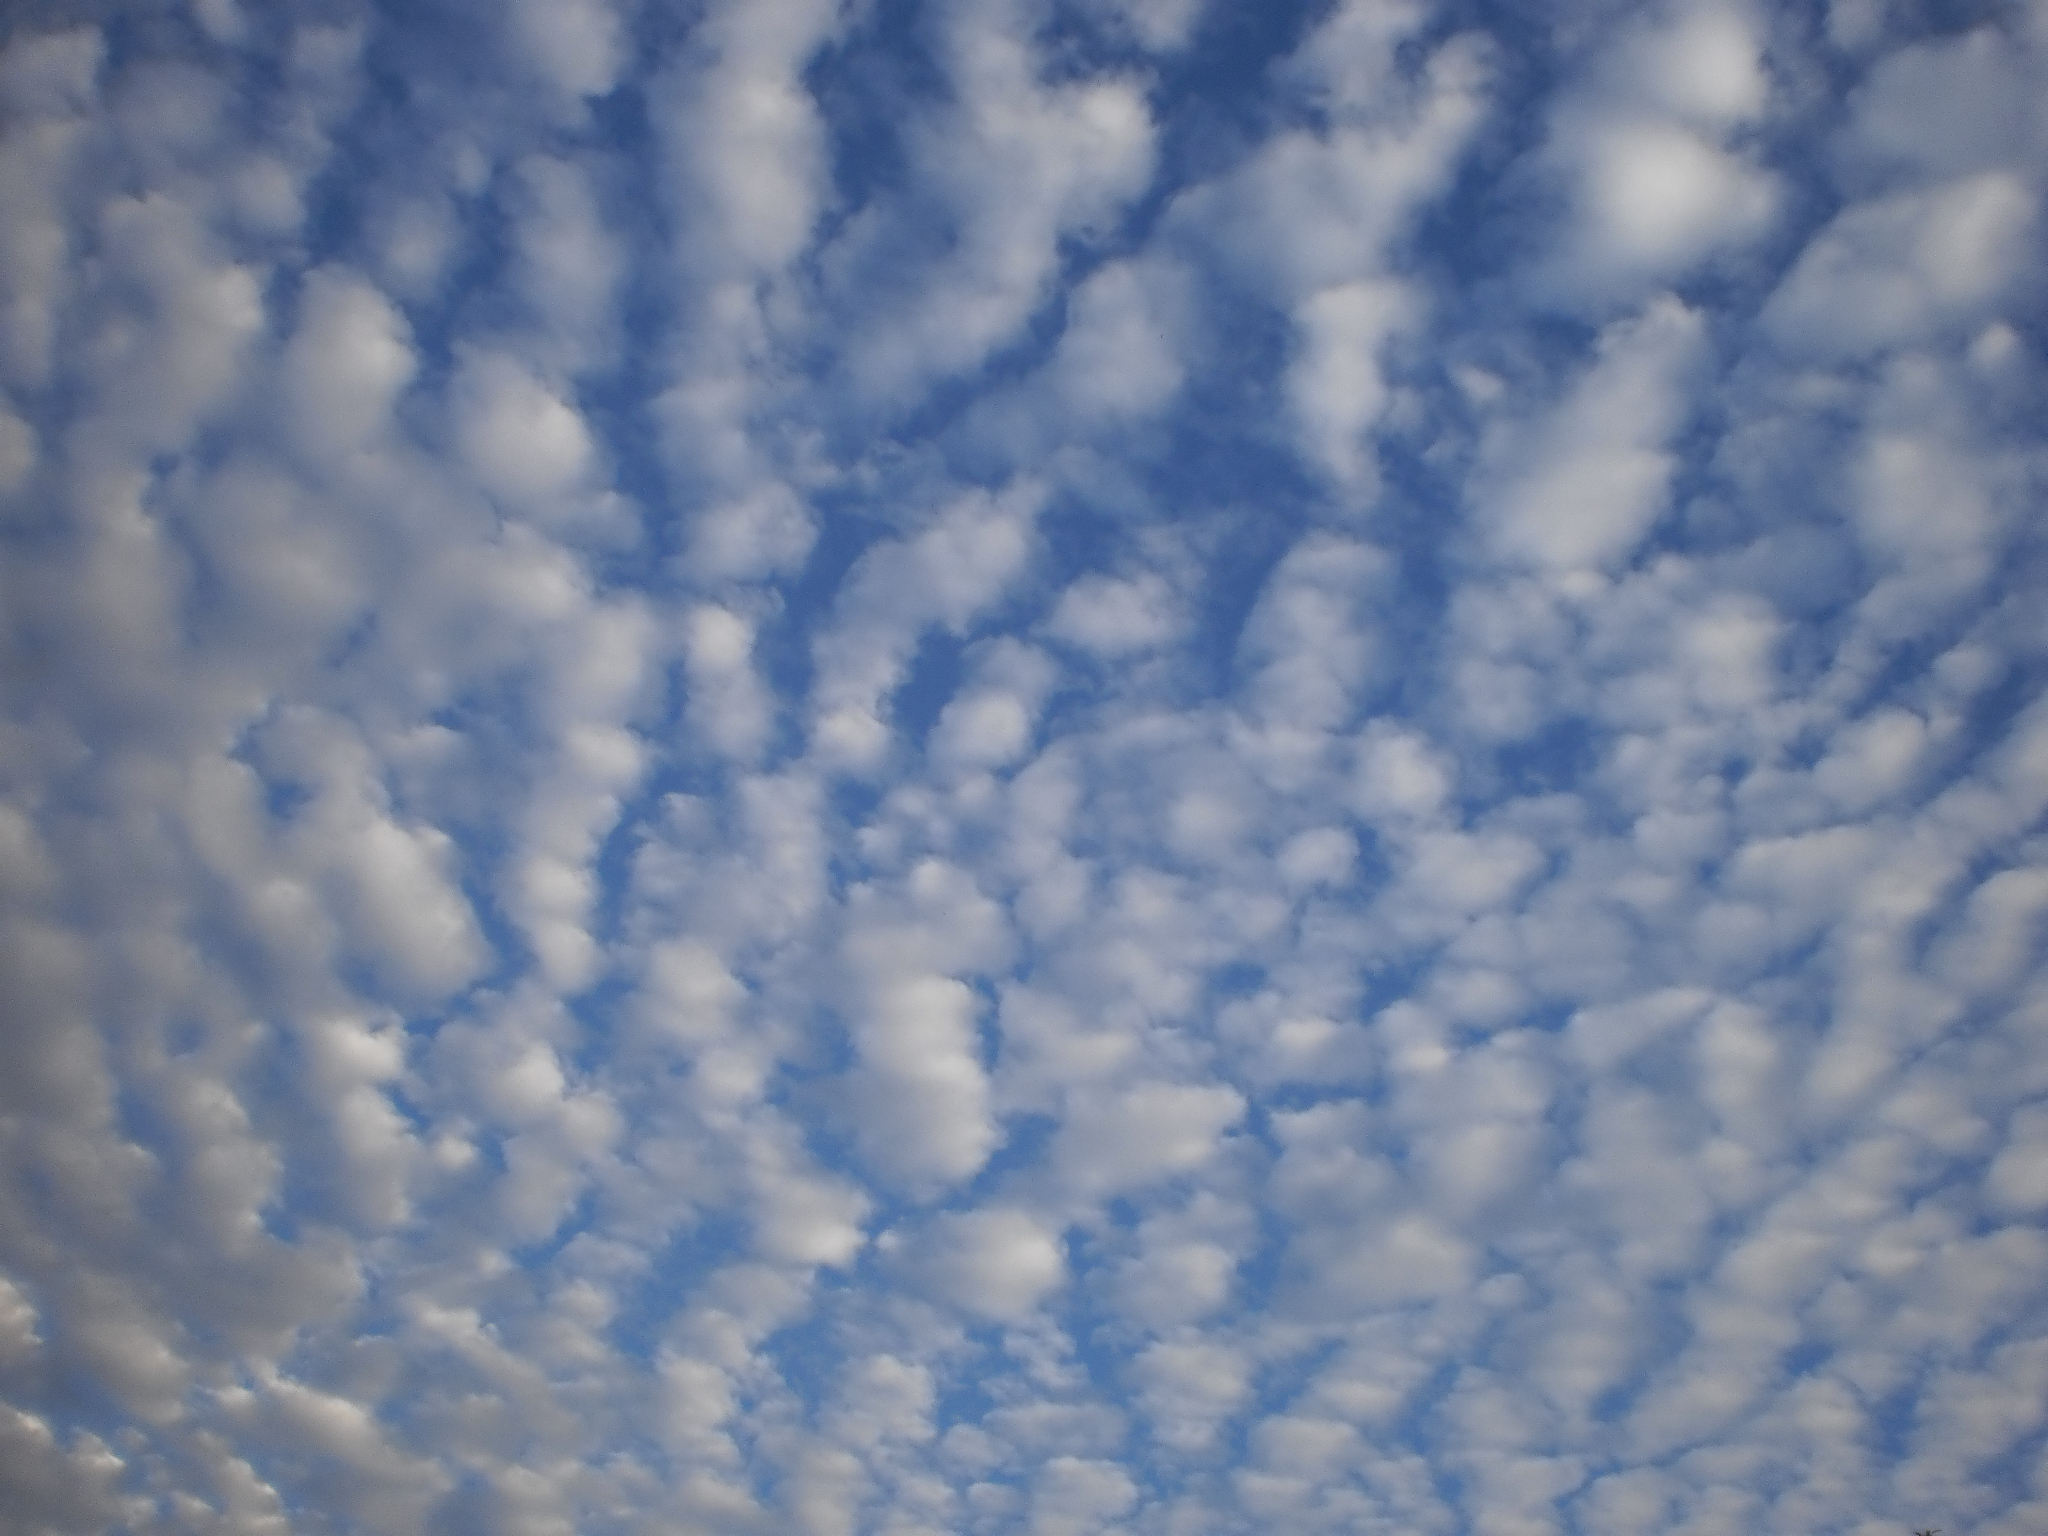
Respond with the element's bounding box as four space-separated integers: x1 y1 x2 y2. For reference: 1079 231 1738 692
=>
1 1 2046 1534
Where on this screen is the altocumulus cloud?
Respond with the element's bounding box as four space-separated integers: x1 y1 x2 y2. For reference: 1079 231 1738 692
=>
1 1 2046 1533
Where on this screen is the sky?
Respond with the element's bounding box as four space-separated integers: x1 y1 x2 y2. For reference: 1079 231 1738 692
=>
0 0 2045 1532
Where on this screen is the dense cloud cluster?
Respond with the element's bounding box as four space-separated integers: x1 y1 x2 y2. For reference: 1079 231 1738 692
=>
2 1 2046 1533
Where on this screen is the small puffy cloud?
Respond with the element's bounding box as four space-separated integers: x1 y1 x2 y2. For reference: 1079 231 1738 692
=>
906 1207 1067 1322
683 602 774 762
1296 1210 1480 1311
812 483 1042 772
454 351 596 512
1533 4 1778 304
1352 720 1454 823
1045 571 1182 658
639 939 746 1048
1113 1234 1238 1327
1482 296 1706 572
1046 258 1188 424
1577 123 1776 273
1031 1455 1137 1536
1079 0 1208 53
1764 172 2038 358
0 28 102 126
652 0 838 276
1838 24 2047 184
931 641 1056 778
0 1407 128 1536
1134 1339 1252 1450
1237 533 1392 739
1613 1 1770 128
848 973 1000 1192
839 12 1157 406
1277 825 1358 891
1988 1105 2048 1214
1190 18 1489 302
824 1353 937 1449
1287 278 1416 494
0 408 37 495
508 154 624 366
690 481 819 582
509 0 625 100
281 267 415 461
1053 1081 1246 1200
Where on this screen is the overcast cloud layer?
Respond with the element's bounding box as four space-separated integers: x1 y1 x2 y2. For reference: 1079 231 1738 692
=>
2 1 2046 1533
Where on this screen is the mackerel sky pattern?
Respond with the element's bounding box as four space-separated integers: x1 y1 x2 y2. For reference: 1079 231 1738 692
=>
2 2 2047 1534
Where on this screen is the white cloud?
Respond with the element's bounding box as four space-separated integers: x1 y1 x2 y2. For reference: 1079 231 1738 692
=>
1352 720 1454 823
929 639 1055 780
1287 279 1414 496
281 267 414 463
656 0 840 277
1054 1081 1246 1202
1134 1338 1251 1450
256 707 487 1002
850 972 1000 1191
0 32 102 390
1839 24 2047 184
812 482 1042 772
510 0 625 101
1277 825 1358 891
1044 258 1188 425
0 407 37 496
1185 19 1489 304
837 5 1157 406
683 602 775 762
1045 570 1182 658
507 154 625 372
1621 2 1770 127
454 351 596 511
1989 1104 2048 1215
1767 172 2038 360
1482 295 1706 572
1581 121 1776 269
1533 4 1779 304
908 1207 1067 1322
0 1406 129 1536
1112 1225 1240 1326
1079 0 1208 53
1030 1455 1136 1536
86 194 266 454
1238 533 1393 749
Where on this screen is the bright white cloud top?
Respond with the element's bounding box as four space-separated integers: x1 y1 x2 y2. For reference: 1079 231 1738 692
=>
1 2 2045 1533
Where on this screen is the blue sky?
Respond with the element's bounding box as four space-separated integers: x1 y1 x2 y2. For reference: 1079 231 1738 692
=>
1 1 2045 1533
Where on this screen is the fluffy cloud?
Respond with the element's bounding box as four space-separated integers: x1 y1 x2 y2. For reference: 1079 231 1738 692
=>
1529 0 1779 305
